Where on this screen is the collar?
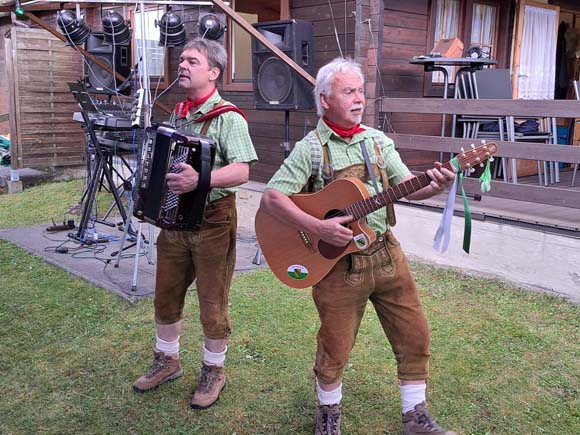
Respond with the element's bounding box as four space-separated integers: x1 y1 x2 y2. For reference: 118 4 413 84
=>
175 88 221 119
322 117 366 138
316 118 369 144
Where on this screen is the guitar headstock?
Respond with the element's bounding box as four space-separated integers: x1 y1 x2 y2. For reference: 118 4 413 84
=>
455 142 498 170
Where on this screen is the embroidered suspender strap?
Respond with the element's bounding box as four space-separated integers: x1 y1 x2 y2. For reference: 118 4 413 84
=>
360 140 381 195
372 141 396 227
320 133 334 186
304 131 321 192
305 129 334 192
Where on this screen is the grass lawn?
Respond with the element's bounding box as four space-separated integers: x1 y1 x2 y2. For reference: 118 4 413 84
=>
0 180 579 435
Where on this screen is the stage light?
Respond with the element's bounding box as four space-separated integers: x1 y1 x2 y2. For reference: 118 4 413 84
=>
57 9 91 46
101 10 131 45
199 14 225 40
156 11 186 47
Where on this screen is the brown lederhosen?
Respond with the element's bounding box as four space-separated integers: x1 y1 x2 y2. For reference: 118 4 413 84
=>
310 135 431 384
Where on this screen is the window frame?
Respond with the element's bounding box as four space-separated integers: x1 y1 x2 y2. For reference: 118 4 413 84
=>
424 0 512 97
130 6 172 90
223 0 290 92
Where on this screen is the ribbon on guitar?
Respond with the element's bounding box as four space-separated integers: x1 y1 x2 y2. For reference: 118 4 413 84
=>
433 158 472 254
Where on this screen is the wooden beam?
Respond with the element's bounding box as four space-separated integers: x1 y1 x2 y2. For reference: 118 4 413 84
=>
0 3 100 13
211 0 315 86
389 134 580 163
380 98 580 118
461 178 580 209
23 11 171 114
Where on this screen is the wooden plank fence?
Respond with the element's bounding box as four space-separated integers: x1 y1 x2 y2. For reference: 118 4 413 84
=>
8 27 85 169
380 97 580 209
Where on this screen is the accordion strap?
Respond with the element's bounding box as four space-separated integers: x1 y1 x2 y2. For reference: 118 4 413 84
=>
196 100 248 135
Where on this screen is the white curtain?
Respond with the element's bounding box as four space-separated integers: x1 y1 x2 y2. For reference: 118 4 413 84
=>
433 0 460 83
518 6 557 99
471 3 496 58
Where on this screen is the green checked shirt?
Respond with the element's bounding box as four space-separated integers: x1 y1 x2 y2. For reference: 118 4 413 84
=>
266 118 411 236
169 90 258 203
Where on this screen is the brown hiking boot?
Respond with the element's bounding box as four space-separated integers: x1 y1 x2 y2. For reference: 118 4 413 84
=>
315 403 342 435
402 402 456 435
190 362 226 410
133 351 183 393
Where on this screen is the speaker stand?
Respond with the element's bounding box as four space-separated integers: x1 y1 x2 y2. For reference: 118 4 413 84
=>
253 110 291 266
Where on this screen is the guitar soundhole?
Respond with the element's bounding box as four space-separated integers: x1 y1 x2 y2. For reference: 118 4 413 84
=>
319 209 349 260
324 209 344 220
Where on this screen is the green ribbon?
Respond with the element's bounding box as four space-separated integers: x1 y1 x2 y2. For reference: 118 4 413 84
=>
479 158 492 193
451 158 471 253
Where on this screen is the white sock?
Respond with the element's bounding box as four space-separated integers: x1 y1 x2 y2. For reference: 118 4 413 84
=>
155 335 180 356
203 346 227 367
400 383 427 414
317 379 343 406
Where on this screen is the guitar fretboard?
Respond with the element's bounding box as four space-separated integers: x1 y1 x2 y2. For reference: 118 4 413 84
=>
340 141 496 222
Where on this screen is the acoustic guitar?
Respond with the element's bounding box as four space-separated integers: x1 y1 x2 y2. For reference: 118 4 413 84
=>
255 142 498 289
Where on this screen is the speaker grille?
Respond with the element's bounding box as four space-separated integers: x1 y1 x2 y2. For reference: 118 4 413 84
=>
257 57 293 104
87 55 115 91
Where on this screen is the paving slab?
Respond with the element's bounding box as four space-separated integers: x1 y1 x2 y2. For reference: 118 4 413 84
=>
0 221 267 303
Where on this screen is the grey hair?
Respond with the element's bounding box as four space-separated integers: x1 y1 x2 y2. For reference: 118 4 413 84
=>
182 37 228 82
313 57 364 117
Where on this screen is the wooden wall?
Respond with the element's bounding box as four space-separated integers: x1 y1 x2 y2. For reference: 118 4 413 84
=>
224 0 357 183
382 0 439 170
0 19 11 136
152 1 359 183
7 27 85 169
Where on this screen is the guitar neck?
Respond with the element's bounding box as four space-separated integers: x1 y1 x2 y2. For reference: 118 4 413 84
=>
343 161 453 221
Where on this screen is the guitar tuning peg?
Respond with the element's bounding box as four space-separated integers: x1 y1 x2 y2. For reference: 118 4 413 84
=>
480 162 484 167
489 157 494 162
471 143 476 148
460 147 465 153
469 167 476 174
481 139 487 145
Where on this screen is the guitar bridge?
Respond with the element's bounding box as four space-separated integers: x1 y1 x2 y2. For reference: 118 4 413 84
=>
299 231 317 253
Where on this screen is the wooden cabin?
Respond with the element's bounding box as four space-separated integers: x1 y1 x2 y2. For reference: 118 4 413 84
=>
0 0 579 234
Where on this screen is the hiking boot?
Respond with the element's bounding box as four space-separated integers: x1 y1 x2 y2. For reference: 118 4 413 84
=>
133 351 183 393
315 403 342 435
402 402 456 435
190 362 226 410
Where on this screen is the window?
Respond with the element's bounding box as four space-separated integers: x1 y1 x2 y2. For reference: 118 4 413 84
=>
426 0 509 95
432 0 461 83
132 7 171 90
223 0 289 91
470 3 498 59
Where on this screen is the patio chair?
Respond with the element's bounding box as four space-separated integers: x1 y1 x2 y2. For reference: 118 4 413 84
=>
456 68 557 185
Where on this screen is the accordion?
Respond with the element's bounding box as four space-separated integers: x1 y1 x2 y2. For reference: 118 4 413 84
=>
133 123 216 230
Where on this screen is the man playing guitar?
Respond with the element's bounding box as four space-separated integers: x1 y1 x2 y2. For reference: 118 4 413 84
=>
259 57 456 435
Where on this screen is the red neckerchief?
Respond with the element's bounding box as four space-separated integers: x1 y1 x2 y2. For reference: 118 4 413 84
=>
174 87 217 118
323 117 365 138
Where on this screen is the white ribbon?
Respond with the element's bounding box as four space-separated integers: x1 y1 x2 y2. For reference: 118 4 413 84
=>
433 177 459 253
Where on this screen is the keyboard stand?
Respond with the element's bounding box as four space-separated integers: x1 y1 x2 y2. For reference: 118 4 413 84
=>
73 111 130 242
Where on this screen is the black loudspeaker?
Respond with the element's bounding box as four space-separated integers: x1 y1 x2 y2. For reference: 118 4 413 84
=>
252 20 314 110
84 33 131 95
